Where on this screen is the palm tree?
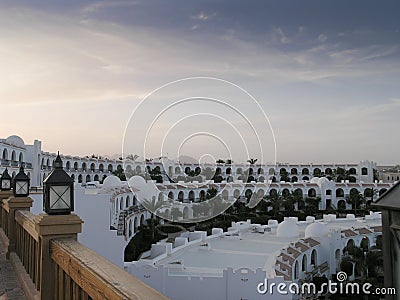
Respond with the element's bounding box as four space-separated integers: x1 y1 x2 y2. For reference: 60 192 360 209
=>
247 158 258 165
346 191 365 216
264 193 283 217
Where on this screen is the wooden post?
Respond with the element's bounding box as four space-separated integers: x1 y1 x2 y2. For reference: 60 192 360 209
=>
34 213 83 300
2 196 33 258
0 190 13 229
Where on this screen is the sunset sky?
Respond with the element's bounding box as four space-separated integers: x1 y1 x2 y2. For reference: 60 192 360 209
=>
1 0 399 164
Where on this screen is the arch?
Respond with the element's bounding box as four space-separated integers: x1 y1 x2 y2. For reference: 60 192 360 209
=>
101 175 107 183
294 261 299 280
41 157 45 166
183 207 189 219
175 166 181 174
108 164 113 172
199 190 206 201
360 236 369 251
313 168 321 176
120 197 123 210
258 176 265 182
134 217 138 231
279 168 287 175
364 188 373 198
311 249 317 265
290 168 298 175
269 168 275 175
248 168 253 175
82 162 87 171
78 174 83 183
116 198 119 213
168 191 174 200
47 158 50 166
74 162 78 170
90 163 95 172
66 161 70 170
99 164 104 172
344 239 355 253
291 176 298 182
11 150 16 161
216 167 222 175
94 174 99 181
2 148 8 160
269 189 278 197
126 196 130 208
282 188 290 197
185 167 191 174
85 174 91 182
229 189 238 200
70 174 75 182
308 188 316 198
348 168 357 175
188 190 195 202
133 195 137 206
222 189 229 200
128 220 133 237
336 188 344 197
302 176 309 181
178 191 184 202
195 166 201 175
18 152 23 162
245 189 252 202
302 168 309 175
325 168 332 175
301 254 307 272
271 176 277 182
236 167 243 174
140 214 144 226
257 168 264 175
337 200 346 210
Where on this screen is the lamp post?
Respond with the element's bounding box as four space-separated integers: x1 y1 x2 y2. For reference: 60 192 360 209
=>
43 153 74 215
0 168 12 191
13 165 30 197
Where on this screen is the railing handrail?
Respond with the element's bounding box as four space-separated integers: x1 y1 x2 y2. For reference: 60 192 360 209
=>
51 238 169 300
15 210 38 241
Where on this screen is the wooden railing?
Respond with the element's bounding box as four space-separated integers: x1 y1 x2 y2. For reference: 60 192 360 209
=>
15 210 41 291
0 194 170 300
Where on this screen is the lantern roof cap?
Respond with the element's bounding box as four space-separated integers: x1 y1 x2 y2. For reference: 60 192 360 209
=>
1 168 11 180
14 166 29 181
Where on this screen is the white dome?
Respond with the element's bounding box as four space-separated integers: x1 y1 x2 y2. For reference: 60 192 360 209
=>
276 219 299 238
310 177 320 183
102 175 122 187
305 222 329 238
318 177 330 185
6 135 25 148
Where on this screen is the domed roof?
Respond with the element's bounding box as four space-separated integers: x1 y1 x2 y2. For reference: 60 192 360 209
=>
102 175 122 187
318 177 330 185
305 222 329 238
276 218 299 238
310 177 320 183
6 135 25 148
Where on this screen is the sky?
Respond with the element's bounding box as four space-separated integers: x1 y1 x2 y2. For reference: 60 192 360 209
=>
0 0 399 164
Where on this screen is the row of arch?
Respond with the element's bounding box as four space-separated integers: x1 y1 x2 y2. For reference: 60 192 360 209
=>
1 148 23 162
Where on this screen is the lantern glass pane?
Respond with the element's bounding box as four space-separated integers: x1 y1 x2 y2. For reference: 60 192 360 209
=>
49 186 70 210
16 181 28 195
1 179 10 189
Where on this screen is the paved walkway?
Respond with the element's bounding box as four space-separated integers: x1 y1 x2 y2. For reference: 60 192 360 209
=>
0 236 26 300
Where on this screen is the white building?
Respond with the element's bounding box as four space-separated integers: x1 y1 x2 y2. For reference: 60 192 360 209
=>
125 214 382 300
0 135 381 188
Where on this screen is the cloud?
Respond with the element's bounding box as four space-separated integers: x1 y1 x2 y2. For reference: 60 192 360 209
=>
272 27 290 44
190 11 216 21
318 33 328 42
81 0 138 14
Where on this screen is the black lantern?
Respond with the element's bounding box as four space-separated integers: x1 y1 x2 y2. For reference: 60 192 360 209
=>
43 153 74 215
0 168 12 191
13 165 30 197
